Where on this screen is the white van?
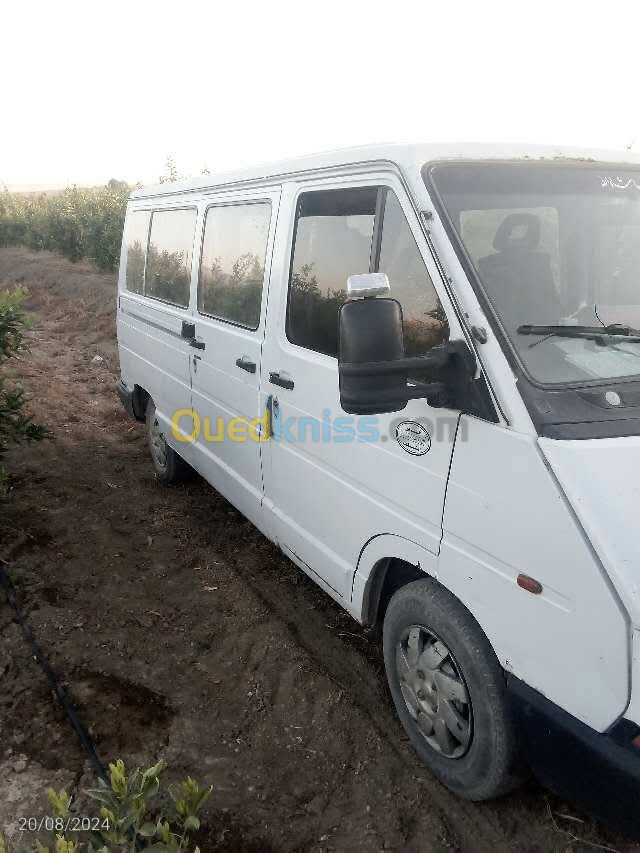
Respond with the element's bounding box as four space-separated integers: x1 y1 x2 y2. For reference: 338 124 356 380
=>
116 144 640 833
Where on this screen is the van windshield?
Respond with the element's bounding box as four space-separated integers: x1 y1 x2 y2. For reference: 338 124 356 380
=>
428 162 640 385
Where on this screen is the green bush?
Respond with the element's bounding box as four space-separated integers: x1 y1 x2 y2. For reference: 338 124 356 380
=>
0 759 211 853
0 181 130 272
0 287 45 482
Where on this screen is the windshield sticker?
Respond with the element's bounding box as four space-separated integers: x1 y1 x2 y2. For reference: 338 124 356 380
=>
599 175 640 191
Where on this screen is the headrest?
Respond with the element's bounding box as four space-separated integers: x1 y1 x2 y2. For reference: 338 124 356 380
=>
493 213 541 252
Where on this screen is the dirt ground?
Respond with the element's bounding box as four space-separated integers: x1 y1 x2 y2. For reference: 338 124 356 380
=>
0 247 636 852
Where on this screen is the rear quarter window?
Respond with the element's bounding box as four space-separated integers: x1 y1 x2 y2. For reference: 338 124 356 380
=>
122 210 150 294
145 208 197 307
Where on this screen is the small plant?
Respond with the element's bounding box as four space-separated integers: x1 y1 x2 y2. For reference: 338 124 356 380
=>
28 758 211 853
34 840 78 853
168 776 213 838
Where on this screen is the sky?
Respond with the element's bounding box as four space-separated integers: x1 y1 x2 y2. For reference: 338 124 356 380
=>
2 0 640 191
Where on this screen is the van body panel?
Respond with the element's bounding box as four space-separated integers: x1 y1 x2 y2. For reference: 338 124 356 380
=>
260 352 459 598
540 436 640 629
440 416 628 731
117 292 192 430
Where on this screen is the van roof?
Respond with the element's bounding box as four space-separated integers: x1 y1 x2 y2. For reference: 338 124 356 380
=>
131 142 640 199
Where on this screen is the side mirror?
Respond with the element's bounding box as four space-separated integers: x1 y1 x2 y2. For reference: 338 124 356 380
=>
339 287 408 415
338 278 475 415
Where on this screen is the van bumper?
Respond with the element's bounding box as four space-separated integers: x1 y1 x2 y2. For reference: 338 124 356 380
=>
508 676 640 837
116 379 136 420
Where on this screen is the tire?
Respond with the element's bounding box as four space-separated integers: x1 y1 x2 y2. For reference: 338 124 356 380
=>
145 399 190 485
383 577 523 800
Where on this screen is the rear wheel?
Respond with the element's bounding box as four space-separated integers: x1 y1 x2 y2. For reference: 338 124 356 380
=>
145 399 190 484
383 577 523 800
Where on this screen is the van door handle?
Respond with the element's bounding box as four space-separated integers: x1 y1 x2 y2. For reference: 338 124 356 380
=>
181 320 205 349
235 356 256 374
181 320 196 339
269 371 294 390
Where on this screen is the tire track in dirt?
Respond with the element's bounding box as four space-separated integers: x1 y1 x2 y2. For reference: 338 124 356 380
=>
181 493 541 852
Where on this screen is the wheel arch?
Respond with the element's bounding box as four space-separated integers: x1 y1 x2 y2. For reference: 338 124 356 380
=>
352 534 524 708
352 534 502 659
352 534 438 626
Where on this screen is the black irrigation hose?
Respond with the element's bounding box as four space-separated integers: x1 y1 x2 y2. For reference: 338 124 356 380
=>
0 562 108 784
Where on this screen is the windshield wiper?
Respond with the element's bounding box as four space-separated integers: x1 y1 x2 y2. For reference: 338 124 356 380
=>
517 324 640 344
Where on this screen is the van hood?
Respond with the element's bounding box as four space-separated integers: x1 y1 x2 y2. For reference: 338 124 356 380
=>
540 435 640 626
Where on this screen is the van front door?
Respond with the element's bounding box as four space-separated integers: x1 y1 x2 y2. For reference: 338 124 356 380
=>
189 191 279 530
262 178 462 600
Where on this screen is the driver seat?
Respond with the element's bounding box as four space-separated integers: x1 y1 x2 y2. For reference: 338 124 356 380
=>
477 213 561 333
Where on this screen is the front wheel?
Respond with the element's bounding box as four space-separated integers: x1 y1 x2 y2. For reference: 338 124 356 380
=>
145 399 190 485
383 577 523 800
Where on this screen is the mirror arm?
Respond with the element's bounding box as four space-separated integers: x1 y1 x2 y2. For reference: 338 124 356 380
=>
340 340 475 379
340 353 446 378
339 381 446 411
406 381 447 404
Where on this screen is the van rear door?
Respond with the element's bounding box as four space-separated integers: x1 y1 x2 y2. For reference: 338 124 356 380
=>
117 205 198 441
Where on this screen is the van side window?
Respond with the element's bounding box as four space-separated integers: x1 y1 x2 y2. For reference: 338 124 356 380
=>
287 187 376 357
377 190 449 355
145 208 197 307
123 210 150 294
198 202 271 329
287 186 448 357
